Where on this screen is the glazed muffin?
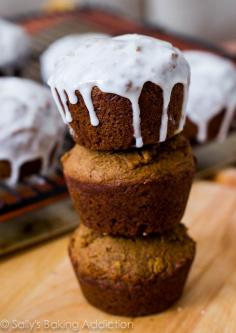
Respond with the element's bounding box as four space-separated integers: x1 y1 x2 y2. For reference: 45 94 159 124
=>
62 134 195 236
69 223 196 316
40 33 109 84
183 51 236 143
0 77 65 185
0 19 30 76
49 34 190 150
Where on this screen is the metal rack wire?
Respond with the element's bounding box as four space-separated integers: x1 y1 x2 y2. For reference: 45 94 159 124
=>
0 170 68 223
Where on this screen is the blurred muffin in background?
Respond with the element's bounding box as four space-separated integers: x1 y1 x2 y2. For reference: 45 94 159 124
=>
0 77 65 186
0 19 31 76
40 33 110 84
183 51 236 144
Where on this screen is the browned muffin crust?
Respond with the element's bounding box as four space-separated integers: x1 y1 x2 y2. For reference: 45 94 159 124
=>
64 82 184 150
0 160 11 179
0 67 22 77
62 134 195 236
0 143 60 183
69 223 196 316
184 109 226 143
0 159 42 182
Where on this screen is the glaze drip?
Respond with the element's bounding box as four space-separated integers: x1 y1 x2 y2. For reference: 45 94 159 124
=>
0 78 65 185
49 34 190 147
184 51 236 142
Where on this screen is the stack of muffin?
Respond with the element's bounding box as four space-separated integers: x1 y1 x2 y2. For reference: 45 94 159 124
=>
49 34 196 316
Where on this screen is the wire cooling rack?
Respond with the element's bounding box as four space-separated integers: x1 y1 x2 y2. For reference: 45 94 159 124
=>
0 171 67 223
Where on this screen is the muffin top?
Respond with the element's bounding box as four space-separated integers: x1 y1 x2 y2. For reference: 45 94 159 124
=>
62 134 195 184
70 223 196 282
49 34 190 147
184 50 236 142
0 19 30 69
40 33 109 83
0 77 65 185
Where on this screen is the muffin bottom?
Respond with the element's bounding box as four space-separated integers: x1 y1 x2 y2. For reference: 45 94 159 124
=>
69 224 196 317
0 159 42 182
77 261 192 316
0 67 23 77
184 109 226 143
66 82 184 150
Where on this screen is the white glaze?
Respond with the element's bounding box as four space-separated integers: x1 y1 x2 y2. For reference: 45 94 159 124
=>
40 33 109 83
0 19 30 71
49 34 190 147
0 78 65 185
184 51 236 142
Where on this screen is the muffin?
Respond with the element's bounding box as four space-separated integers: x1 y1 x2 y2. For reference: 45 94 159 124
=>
69 223 196 317
183 51 236 143
0 77 65 185
49 34 190 150
40 33 109 84
0 19 30 76
62 134 195 236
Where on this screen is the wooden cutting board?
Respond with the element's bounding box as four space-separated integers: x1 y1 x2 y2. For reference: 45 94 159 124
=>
1 181 236 333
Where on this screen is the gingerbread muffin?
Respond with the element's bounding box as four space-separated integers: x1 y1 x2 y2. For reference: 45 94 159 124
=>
69 223 196 316
49 34 190 150
62 134 195 236
0 78 65 185
0 19 30 76
40 33 109 84
183 51 236 143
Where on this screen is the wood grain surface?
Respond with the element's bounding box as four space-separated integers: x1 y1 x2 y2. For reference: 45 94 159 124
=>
1 181 236 333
